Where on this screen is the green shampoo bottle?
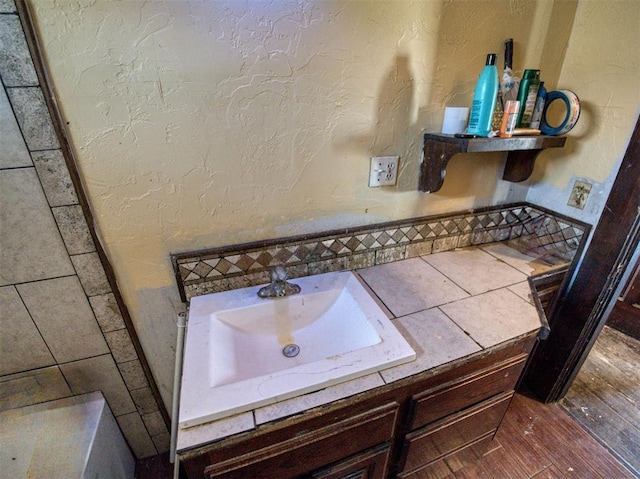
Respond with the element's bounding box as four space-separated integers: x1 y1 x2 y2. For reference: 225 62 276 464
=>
516 69 540 127
467 53 499 137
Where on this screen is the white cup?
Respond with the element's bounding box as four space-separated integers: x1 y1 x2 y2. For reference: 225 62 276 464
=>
441 107 469 134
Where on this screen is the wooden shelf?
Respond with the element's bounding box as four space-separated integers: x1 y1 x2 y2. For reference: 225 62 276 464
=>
419 133 566 193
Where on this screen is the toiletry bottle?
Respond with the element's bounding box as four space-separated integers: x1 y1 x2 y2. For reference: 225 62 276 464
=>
516 69 540 127
499 100 520 138
491 89 504 131
466 53 499 137
529 81 547 129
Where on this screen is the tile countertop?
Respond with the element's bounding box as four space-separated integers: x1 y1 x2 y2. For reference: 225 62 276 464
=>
176 242 558 453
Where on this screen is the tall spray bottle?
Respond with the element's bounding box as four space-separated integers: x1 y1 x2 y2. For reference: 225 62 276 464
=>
466 53 499 137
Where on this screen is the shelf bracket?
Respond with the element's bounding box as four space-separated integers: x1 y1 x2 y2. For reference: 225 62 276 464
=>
419 138 463 193
502 149 544 182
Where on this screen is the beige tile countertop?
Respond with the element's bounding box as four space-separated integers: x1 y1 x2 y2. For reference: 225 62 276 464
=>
176 243 553 453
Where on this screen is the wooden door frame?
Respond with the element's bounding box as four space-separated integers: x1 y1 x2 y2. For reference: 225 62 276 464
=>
525 115 640 403
606 253 640 340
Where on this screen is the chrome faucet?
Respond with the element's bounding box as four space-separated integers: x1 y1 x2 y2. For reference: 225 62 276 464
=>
257 266 301 298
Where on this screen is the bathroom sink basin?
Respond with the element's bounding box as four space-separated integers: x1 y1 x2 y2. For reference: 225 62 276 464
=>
179 271 415 428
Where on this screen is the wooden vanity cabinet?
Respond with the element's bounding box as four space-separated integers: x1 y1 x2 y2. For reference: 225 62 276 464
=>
179 334 538 479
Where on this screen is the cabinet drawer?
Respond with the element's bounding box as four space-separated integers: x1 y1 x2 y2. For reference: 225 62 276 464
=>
312 443 390 479
200 402 398 479
409 353 526 430
398 431 495 479
402 391 512 474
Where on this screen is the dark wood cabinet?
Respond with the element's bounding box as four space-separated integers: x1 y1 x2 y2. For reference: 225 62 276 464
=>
182 402 398 479
312 444 391 479
179 334 538 479
400 392 513 476
398 433 495 479
407 353 528 430
395 352 529 477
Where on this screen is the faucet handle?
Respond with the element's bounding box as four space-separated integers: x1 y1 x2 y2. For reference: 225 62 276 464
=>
258 266 300 298
270 266 288 282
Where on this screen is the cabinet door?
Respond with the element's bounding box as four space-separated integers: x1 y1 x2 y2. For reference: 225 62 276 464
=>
311 444 390 479
196 402 398 479
398 432 495 479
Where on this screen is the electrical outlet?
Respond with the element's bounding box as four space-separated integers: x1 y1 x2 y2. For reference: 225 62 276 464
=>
568 180 592 210
369 156 399 187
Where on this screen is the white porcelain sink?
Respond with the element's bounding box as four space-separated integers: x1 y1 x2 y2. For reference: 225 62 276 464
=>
179 271 415 428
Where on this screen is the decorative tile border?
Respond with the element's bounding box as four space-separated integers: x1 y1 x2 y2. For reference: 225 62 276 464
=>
172 203 590 303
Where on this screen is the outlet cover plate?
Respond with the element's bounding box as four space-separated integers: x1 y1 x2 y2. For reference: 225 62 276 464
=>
568 180 592 210
369 156 399 187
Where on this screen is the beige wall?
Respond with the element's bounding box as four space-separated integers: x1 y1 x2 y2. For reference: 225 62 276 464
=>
527 0 640 219
29 0 639 411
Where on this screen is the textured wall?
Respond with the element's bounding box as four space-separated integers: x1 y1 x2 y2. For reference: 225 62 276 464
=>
526 0 640 221
0 1 168 458
27 0 635 413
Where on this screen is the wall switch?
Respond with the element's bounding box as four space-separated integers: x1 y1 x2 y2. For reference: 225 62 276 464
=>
568 180 592 210
369 156 399 187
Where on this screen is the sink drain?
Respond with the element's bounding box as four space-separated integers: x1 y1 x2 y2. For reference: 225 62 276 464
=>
282 344 300 358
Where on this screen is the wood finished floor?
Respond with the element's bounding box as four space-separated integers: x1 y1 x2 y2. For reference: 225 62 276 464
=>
561 326 640 477
136 328 639 478
435 392 635 479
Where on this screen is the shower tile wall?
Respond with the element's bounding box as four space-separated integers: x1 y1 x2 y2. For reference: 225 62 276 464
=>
0 2 168 459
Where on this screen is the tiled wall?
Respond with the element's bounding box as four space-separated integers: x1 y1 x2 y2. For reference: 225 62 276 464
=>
174 203 589 302
0 1 167 458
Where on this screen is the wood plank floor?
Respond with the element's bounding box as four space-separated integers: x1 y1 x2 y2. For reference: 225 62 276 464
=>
442 392 635 479
561 326 640 477
135 390 635 478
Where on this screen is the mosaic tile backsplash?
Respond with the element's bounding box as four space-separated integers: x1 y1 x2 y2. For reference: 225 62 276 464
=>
172 203 589 303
